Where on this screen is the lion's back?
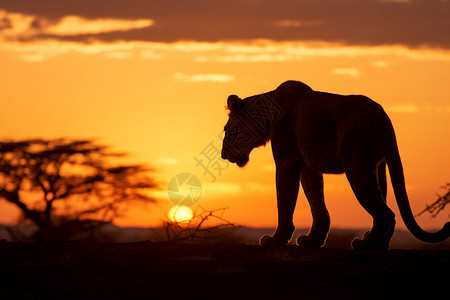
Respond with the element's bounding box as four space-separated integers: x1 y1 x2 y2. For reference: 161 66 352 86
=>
273 81 395 172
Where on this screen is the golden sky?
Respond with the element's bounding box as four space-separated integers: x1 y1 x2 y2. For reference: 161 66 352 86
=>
1 0 449 230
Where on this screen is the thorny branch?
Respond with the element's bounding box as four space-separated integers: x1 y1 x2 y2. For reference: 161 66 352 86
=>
157 206 239 243
417 183 450 218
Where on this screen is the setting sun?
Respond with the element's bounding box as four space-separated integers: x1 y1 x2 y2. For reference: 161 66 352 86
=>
168 205 194 223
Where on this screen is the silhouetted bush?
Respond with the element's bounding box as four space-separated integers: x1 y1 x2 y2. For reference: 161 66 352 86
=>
153 207 240 243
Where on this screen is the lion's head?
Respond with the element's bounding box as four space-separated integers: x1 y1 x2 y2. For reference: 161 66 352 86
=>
221 94 273 167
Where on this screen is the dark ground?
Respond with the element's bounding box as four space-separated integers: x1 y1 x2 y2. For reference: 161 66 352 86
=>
0 241 448 300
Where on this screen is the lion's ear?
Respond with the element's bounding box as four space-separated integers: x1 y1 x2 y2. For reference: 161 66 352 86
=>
227 95 242 113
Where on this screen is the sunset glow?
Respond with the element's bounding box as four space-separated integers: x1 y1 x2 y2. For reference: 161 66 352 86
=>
1 0 449 231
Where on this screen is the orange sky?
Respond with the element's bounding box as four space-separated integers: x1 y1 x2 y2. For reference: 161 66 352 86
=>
0 1 449 230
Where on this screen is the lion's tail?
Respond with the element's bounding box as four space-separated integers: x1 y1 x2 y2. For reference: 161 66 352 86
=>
385 126 450 243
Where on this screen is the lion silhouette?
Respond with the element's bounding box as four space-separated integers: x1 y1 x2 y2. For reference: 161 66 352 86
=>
221 80 449 250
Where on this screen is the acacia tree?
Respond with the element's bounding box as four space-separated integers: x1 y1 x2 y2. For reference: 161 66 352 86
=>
0 139 157 241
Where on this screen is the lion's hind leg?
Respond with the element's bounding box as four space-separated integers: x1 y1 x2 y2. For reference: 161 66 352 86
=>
346 168 395 250
373 160 395 250
378 160 387 202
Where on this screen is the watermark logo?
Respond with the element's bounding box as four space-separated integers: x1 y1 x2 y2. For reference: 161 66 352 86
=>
194 137 229 182
244 93 283 132
167 173 202 206
220 115 260 157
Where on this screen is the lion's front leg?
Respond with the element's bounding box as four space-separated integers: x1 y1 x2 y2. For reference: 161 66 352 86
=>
260 162 301 246
296 167 330 248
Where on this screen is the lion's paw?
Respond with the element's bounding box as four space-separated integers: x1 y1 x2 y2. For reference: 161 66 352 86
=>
351 230 377 250
259 234 288 247
352 228 392 250
296 233 324 248
351 237 366 250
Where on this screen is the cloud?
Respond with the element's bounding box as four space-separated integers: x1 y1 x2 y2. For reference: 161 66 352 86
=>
140 49 166 60
245 182 274 193
194 41 450 64
274 20 322 28
423 105 450 113
385 104 420 113
200 53 291 63
3 38 450 63
0 9 153 41
156 157 178 166
275 20 303 28
0 39 145 61
2 4 450 64
45 16 153 35
332 68 361 78
373 60 390 68
105 51 133 59
384 104 450 114
260 164 276 172
173 72 235 83
203 182 242 196
1 1 450 49
147 189 170 200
